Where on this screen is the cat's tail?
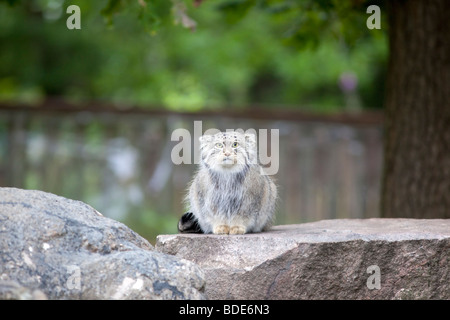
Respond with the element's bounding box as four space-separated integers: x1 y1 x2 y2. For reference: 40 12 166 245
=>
177 212 204 234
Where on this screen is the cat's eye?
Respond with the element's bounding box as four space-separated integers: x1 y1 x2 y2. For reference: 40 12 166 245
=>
215 143 223 148
232 142 239 148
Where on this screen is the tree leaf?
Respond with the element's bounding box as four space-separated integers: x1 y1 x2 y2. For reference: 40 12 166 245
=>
101 0 123 26
215 0 256 24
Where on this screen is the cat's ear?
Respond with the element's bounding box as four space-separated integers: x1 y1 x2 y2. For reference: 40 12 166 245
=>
199 135 213 145
244 133 258 164
244 133 256 145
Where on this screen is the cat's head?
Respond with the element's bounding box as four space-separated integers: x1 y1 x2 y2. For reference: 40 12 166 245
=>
199 131 257 172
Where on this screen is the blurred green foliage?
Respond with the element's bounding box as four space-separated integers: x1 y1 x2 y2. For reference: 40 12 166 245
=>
0 0 387 111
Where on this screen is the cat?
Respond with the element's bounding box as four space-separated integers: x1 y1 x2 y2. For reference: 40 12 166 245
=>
178 131 277 235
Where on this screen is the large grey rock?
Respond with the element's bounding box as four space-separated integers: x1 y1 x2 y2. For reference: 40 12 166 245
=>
0 187 205 300
156 219 450 299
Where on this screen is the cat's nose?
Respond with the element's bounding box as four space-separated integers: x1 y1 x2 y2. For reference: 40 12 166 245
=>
224 151 231 157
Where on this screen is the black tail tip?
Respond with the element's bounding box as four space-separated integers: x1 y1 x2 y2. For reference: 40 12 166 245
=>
178 212 203 234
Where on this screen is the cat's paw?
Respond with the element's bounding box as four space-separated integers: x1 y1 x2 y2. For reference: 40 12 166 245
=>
229 225 246 235
213 225 230 235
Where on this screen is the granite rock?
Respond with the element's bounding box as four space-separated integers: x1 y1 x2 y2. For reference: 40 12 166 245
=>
157 219 450 299
0 187 205 300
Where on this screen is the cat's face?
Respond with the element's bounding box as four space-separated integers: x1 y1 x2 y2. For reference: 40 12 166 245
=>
199 131 256 172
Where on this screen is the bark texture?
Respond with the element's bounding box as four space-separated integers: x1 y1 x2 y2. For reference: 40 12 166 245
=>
382 0 450 218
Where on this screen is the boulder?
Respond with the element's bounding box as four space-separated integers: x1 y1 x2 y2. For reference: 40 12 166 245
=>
0 187 205 300
156 219 450 299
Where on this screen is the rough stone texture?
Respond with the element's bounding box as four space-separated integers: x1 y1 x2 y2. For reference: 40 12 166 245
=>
156 219 450 299
0 188 205 300
0 280 47 300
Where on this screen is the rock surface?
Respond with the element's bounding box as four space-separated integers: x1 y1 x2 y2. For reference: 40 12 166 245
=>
0 187 205 300
156 219 450 299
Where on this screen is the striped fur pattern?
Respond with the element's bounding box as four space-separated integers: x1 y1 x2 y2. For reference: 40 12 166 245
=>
183 131 277 234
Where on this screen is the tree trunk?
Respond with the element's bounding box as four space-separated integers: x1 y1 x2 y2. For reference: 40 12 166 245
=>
382 0 450 218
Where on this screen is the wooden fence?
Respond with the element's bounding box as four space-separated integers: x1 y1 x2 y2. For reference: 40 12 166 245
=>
0 101 384 241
